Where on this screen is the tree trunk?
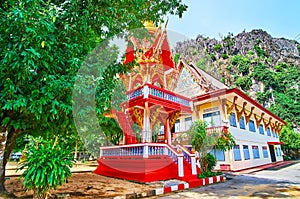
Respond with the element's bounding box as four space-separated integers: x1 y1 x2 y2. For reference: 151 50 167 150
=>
0 128 20 193
74 138 78 160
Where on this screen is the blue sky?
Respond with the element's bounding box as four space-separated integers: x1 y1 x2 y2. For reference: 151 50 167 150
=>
168 0 300 41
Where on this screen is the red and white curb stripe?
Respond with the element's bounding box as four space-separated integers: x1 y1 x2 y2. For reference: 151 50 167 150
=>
114 175 226 199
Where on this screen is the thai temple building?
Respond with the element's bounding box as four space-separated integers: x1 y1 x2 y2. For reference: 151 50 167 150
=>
94 21 285 182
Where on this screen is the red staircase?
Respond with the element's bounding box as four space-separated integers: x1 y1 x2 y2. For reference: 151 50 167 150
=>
114 111 137 144
175 145 204 186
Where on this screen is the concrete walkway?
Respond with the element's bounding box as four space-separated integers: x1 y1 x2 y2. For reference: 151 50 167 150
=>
228 160 295 174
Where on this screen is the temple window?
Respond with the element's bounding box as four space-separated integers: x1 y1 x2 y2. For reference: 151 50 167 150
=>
243 145 250 160
229 112 237 127
203 111 221 127
233 145 241 161
159 125 164 135
252 146 260 159
248 120 256 132
209 149 225 161
262 146 269 158
267 128 271 136
174 119 180 132
185 117 192 131
239 116 246 129
259 124 264 135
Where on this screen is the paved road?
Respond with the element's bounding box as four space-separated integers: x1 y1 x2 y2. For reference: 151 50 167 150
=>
154 162 300 198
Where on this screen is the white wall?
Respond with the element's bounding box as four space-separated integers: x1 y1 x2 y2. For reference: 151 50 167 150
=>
225 114 283 171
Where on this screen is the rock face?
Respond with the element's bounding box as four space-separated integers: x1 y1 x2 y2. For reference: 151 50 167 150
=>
174 29 300 85
174 29 300 130
176 29 300 66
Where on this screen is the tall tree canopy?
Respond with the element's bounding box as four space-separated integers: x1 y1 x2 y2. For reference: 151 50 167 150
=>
0 0 187 194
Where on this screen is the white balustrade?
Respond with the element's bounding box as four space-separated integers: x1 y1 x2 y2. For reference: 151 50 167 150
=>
177 145 197 175
126 87 143 100
125 84 191 107
99 143 184 177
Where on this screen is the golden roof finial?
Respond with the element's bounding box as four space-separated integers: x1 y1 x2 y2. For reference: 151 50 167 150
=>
143 21 156 33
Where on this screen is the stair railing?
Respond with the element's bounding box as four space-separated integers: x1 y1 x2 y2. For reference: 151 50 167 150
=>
176 145 197 175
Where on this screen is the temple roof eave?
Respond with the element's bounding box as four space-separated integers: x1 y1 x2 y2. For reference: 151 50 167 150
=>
192 88 286 125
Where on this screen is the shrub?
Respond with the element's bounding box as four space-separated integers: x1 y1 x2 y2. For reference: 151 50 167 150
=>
220 77 225 83
209 53 216 61
198 171 223 178
235 76 252 90
221 53 229 59
213 43 222 52
231 55 250 75
18 136 74 199
196 58 207 70
173 53 180 65
254 44 267 57
200 153 216 173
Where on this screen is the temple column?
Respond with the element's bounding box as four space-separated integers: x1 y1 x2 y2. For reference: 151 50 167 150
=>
165 118 171 144
142 102 151 143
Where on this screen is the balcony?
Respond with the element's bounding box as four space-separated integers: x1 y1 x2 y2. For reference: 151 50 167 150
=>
126 84 192 112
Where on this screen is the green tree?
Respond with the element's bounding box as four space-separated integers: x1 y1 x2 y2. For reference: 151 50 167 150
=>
235 76 252 90
279 123 300 158
231 54 251 75
186 121 235 172
0 0 187 194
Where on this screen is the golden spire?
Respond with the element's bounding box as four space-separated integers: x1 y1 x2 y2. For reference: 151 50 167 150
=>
143 21 156 33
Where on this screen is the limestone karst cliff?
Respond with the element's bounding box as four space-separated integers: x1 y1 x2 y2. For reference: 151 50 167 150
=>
174 29 300 130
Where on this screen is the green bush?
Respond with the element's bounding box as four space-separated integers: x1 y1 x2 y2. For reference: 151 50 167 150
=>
200 153 217 172
209 53 216 61
196 58 207 70
231 55 250 75
173 53 180 65
220 77 225 83
254 44 267 57
198 171 223 178
251 63 274 88
213 43 222 52
235 76 252 90
256 91 271 104
221 53 229 59
297 45 300 55
18 136 74 198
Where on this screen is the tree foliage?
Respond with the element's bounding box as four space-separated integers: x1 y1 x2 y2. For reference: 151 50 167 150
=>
231 54 250 75
0 0 187 192
280 124 300 151
186 120 235 172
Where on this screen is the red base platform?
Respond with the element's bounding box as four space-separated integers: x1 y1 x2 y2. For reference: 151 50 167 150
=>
94 155 179 182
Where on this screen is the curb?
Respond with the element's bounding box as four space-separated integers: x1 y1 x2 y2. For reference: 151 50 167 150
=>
116 175 226 199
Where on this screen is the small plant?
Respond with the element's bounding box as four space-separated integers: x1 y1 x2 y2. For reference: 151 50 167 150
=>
209 53 216 61
173 53 180 65
254 44 267 57
221 53 228 59
213 43 222 52
235 76 252 90
200 153 216 172
220 77 225 83
198 171 223 178
18 136 74 199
